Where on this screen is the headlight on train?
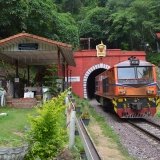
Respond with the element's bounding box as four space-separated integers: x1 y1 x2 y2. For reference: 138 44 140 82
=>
118 90 126 95
147 90 154 94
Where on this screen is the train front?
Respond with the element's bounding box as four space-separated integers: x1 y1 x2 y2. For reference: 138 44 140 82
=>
113 57 160 118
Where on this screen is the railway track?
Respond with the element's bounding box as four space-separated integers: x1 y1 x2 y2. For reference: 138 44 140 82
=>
127 119 160 149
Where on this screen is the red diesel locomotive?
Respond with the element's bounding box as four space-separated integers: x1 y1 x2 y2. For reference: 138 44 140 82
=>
95 56 160 118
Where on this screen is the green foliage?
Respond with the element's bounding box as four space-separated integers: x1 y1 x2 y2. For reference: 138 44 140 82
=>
79 7 109 39
61 0 82 14
75 136 84 152
0 0 79 48
121 42 129 50
51 12 79 48
1 0 160 51
43 63 62 97
146 52 160 66
80 112 90 119
25 90 68 159
107 0 160 50
0 0 27 38
155 111 160 118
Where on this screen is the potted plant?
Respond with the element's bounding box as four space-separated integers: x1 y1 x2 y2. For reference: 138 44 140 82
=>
75 105 81 113
75 127 79 136
79 147 87 159
80 112 90 126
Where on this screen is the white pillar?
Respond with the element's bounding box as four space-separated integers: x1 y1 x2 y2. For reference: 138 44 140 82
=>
65 96 69 104
65 96 69 115
69 111 76 149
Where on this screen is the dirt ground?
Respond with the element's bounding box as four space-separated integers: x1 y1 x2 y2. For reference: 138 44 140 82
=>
88 117 127 160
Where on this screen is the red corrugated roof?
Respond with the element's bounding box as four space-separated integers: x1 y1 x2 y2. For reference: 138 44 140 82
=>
0 31 76 67
0 31 72 48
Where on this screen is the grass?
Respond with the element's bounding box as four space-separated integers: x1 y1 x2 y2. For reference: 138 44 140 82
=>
155 104 160 118
0 106 37 147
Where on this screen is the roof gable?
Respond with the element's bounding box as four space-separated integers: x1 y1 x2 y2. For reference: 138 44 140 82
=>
0 32 76 67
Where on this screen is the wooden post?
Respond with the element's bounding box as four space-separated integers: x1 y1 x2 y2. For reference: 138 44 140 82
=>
15 60 19 78
27 65 30 84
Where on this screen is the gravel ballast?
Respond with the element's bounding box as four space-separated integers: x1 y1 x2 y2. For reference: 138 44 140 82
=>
89 99 160 160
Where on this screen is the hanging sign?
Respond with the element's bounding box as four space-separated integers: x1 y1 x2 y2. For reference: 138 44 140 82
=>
18 43 38 50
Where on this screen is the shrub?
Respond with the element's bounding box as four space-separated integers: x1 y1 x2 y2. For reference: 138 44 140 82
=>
25 90 68 160
44 63 62 97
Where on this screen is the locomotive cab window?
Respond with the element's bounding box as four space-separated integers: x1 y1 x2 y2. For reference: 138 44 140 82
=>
137 67 152 78
118 67 135 79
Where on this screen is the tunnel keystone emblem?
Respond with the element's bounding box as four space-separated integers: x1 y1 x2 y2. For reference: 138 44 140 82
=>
96 41 106 57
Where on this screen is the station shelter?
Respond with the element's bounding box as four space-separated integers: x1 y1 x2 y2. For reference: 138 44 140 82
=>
0 31 76 107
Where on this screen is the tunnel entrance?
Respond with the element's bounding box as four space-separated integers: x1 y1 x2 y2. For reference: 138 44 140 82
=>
87 68 105 99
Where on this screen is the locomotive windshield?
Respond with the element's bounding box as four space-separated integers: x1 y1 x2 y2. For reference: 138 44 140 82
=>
118 67 135 79
137 67 152 78
118 66 153 79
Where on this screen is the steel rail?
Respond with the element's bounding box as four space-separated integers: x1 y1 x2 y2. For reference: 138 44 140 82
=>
76 118 103 160
143 119 160 129
128 120 160 142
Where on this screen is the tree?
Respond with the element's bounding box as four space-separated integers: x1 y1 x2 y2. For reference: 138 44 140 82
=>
105 0 160 50
0 0 79 48
79 7 109 40
43 63 62 97
50 12 79 48
0 0 27 39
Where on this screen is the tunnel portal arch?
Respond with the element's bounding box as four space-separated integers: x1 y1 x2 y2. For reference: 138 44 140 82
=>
83 63 110 99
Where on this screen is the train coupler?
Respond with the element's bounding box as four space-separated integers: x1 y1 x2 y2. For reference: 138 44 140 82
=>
130 102 142 110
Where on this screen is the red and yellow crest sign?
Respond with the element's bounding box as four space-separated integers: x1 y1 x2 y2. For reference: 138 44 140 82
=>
96 41 106 57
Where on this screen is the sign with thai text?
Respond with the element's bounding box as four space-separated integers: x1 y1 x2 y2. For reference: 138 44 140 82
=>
65 76 80 82
18 43 38 50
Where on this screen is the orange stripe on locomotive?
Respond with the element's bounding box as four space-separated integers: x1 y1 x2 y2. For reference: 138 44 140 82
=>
95 57 160 118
